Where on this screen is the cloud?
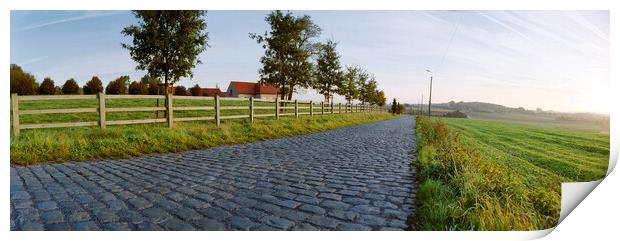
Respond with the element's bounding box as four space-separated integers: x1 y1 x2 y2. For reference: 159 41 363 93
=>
475 11 531 41
17 11 119 31
563 11 609 42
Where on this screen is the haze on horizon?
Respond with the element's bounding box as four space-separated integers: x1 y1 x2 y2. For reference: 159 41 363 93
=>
10 10 610 114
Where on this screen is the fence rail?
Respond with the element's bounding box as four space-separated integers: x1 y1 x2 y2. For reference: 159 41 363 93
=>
10 93 386 136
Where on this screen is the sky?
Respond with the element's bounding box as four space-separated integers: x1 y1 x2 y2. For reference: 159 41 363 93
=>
10 10 610 113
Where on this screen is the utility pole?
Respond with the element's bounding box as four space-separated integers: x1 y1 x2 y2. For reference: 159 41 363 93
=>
426 69 433 117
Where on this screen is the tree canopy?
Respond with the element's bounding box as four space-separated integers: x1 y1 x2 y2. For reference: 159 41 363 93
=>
38 77 56 95
106 76 129 94
250 10 321 100
61 78 80 94
338 65 361 104
189 84 202 96
10 64 38 95
128 81 148 95
174 85 188 96
313 40 344 103
122 10 209 93
83 76 104 94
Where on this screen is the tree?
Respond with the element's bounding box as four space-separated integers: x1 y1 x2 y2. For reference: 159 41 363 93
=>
140 75 151 84
356 70 367 104
391 98 404 114
128 81 148 95
10 64 38 95
105 76 129 94
61 78 80 94
357 71 378 105
189 84 202 96
250 10 321 100
391 98 398 114
338 65 360 105
364 76 378 104
39 77 57 95
122 11 209 95
373 90 386 106
174 85 188 96
143 76 163 95
313 40 344 103
83 76 104 94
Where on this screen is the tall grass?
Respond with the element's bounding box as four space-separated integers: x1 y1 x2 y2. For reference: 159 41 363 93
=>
414 116 560 230
11 112 397 165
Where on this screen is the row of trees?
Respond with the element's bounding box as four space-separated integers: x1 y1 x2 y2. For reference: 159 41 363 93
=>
12 11 387 106
121 10 385 106
11 64 81 95
250 11 386 106
10 64 219 97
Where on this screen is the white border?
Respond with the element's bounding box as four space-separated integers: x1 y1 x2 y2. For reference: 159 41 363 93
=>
2 1 617 240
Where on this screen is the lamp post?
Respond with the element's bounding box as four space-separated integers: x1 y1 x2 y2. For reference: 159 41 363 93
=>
426 69 433 117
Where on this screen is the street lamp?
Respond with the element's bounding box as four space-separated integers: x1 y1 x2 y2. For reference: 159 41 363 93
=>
426 69 433 117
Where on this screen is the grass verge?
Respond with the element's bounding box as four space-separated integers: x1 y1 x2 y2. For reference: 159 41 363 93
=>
11 112 397 165
415 116 568 230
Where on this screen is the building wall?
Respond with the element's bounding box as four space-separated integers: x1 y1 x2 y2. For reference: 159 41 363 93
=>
237 94 255 98
225 84 278 100
257 94 278 100
225 85 238 97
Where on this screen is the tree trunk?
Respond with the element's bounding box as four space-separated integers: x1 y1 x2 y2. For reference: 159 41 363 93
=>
287 84 293 100
164 74 169 118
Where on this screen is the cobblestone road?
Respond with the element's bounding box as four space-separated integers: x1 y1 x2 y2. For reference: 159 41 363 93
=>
11 117 416 231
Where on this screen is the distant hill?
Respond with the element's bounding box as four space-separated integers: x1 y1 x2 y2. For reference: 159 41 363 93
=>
404 100 609 132
436 101 518 113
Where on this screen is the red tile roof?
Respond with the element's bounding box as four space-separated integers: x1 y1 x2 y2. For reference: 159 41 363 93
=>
230 81 278 95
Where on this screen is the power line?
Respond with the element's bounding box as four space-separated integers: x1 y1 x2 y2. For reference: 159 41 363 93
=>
435 13 462 76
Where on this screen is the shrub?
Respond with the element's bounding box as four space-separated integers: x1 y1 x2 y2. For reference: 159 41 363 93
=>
174 85 188 96
83 76 104 94
444 110 468 118
189 84 201 96
61 78 80 94
38 77 57 95
105 76 129 94
128 81 149 95
10 64 38 95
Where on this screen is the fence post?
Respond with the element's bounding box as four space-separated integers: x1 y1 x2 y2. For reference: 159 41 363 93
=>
294 99 298 118
11 93 20 136
338 103 341 114
275 98 280 120
167 93 173 128
331 102 334 114
310 101 313 116
249 97 254 123
98 92 106 129
215 95 220 126
321 101 324 115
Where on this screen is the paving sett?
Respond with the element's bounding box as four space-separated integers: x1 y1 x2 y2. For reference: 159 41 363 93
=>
10 116 416 231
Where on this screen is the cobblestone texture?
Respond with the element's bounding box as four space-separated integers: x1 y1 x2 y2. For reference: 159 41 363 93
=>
11 117 416 231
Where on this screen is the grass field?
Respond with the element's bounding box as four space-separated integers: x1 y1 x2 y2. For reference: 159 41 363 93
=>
465 111 610 133
414 116 609 230
10 97 394 165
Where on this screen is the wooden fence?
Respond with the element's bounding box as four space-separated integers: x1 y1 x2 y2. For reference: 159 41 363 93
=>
10 93 385 136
